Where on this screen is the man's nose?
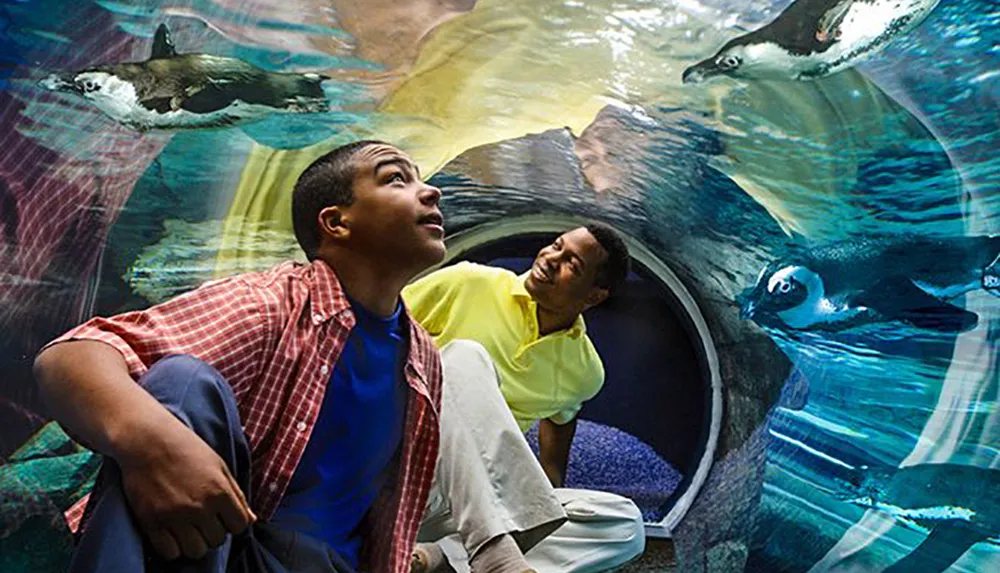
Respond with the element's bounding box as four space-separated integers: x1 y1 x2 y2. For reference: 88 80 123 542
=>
542 252 562 268
420 183 442 205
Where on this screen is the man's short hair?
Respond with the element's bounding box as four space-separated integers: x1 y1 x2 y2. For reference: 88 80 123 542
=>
585 222 630 293
292 140 390 260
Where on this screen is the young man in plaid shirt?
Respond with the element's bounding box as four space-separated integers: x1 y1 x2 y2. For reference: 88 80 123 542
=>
33 141 559 573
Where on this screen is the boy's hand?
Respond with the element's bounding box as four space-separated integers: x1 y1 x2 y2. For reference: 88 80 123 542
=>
118 421 256 560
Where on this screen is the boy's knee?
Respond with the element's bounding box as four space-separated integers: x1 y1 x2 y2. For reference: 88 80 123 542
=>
142 354 234 411
440 340 498 381
441 339 492 365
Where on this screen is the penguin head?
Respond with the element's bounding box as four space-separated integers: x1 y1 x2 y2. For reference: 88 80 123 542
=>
738 264 816 326
40 70 117 99
682 42 748 84
69 71 117 99
683 37 805 83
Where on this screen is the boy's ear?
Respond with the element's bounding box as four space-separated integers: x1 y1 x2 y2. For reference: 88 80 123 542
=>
318 206 349 242
584 286 609 308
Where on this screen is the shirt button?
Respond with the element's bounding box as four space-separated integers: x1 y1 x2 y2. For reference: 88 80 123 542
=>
320 364 329 375
296 421 307 432
313 312 323 323
343 310 353 320
268 483 278 492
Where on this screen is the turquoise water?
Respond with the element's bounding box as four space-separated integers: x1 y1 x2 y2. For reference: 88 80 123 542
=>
1 0 999 571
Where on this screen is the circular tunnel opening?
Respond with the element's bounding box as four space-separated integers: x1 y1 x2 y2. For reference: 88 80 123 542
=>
436 215 722 537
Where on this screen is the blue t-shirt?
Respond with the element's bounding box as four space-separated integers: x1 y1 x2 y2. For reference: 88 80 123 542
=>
271 298 408 568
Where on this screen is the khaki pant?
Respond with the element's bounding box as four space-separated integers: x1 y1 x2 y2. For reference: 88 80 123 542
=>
420 340 645 573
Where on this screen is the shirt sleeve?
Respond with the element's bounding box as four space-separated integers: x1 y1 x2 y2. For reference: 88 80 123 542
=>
548 344 606 425
40 275 277 386
402 263 476 336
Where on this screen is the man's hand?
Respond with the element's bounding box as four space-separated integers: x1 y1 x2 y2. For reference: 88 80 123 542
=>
119 419 256 560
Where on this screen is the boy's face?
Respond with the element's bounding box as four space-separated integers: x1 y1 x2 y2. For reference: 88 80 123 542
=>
525 227 609 316
338 144 446 271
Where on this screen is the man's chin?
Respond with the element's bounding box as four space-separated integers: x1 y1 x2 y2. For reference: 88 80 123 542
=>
422 241 447 265
523 275 548 300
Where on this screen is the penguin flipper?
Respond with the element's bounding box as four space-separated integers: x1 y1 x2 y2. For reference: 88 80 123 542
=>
151 24 177 60
816 0 855 43
857 278 979 333
177 83 237 114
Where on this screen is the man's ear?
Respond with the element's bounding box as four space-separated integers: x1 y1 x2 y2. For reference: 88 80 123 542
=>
318 206 348 242
584 286 609 308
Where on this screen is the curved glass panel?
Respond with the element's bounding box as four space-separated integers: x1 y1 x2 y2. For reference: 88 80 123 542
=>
1 1 997 571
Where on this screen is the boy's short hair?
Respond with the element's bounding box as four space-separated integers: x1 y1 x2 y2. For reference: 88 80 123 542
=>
292 140 390 259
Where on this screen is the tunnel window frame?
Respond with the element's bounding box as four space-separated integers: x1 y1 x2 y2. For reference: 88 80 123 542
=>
416 213 723 538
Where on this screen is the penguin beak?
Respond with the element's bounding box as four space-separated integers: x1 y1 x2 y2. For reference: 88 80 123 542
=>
682 60 721 84
39 73 80 94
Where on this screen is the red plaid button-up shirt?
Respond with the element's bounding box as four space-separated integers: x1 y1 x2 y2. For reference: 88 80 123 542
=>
50 259 442 573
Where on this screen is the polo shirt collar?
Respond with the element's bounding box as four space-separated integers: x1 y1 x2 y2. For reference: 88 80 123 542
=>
514 272 586 339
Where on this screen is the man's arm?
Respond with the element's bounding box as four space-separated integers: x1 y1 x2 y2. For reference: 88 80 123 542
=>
35 341 255 561
538 416 577 489
32 278 274 560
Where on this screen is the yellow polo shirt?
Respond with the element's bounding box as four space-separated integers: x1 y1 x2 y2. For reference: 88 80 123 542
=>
402 262 604 432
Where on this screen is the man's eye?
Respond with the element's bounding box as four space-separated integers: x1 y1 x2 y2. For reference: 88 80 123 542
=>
388 173 405 183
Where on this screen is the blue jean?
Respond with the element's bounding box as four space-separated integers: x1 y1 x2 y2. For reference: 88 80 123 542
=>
68 355 358 573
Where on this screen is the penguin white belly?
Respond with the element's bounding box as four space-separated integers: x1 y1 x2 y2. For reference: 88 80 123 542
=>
86 75 274 130
128 100 274 130
776 297 862 329
826 0 939 73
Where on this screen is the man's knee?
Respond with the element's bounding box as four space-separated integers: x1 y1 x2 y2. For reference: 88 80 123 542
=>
441 340 492 368
440 340 499 386
141 355 238 430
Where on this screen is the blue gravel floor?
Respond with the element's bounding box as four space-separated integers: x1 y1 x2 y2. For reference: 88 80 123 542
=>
524 419 682 522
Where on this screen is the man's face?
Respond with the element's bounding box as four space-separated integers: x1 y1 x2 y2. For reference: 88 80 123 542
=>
339 144 446 271
525 227 609 315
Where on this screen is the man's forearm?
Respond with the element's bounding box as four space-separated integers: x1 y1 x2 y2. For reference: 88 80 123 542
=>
34 340 184 461
538 417 577 489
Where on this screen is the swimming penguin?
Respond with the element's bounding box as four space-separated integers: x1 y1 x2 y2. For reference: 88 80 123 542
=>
682 0 940 83
39 24 330 131
738 235 1000 333
836 463 1000 572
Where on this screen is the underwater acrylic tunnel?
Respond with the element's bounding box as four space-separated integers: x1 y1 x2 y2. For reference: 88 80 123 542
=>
1 0 999 572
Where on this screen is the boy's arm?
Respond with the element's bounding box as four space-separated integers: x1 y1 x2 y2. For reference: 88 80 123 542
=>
33 277 273 560
539 350 604 488
538 416 577 489
34 340 256 561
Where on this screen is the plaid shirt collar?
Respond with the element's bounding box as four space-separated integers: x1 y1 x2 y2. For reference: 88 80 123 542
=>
310 258 432 391
307 259 352 324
